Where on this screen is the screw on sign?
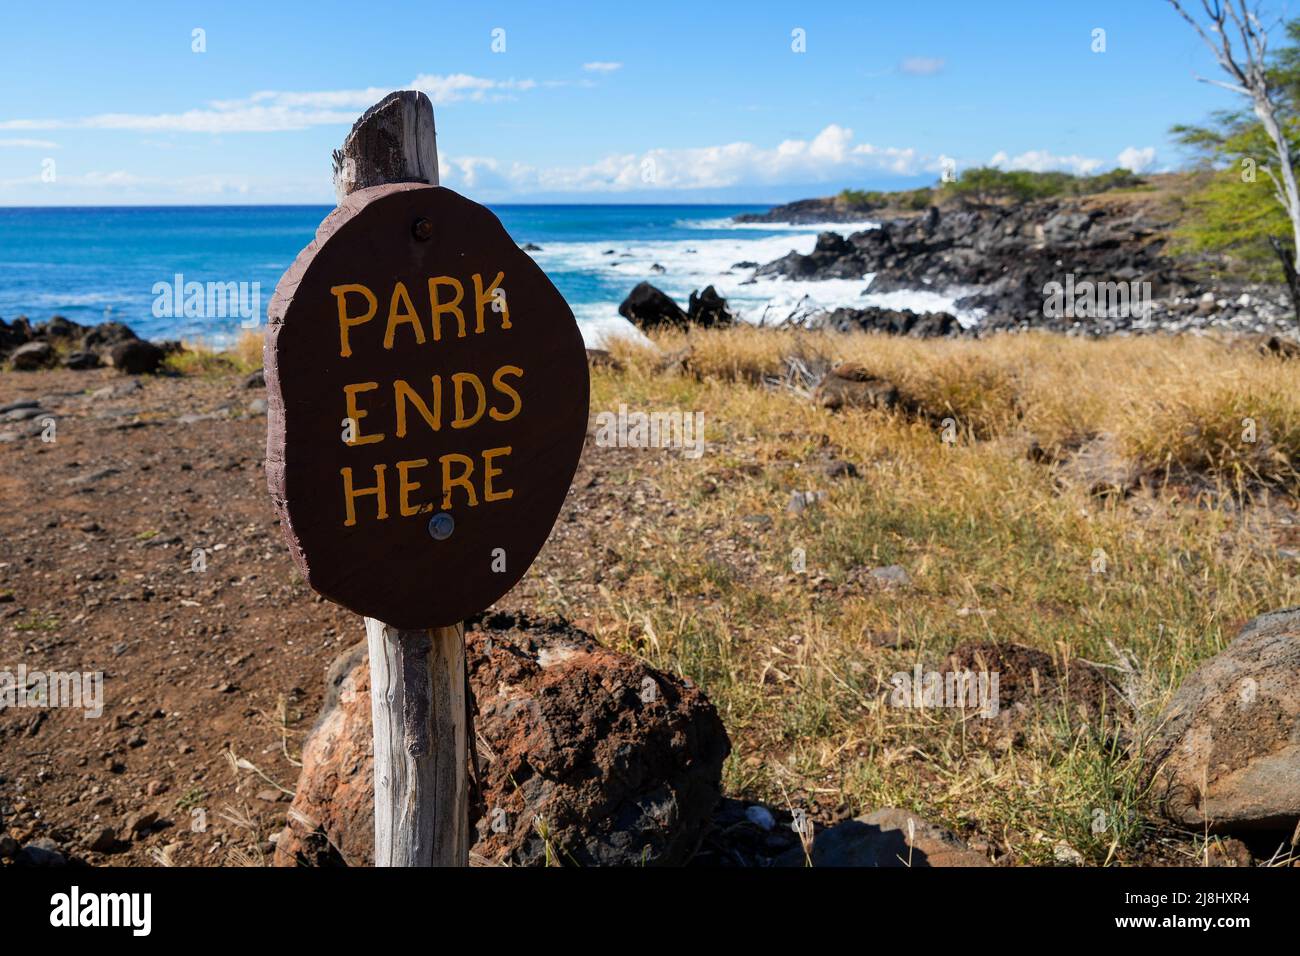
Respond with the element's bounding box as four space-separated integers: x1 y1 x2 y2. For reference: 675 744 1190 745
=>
264 91 589 866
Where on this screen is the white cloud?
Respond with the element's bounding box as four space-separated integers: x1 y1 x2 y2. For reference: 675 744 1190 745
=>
1117 145 1157 173
408 74 536 102
989 149 1105 175
438 123 930 194
0 138 59 149
900 57 945 76
988 146 1159 176
0 74 537 133
582 61 623 73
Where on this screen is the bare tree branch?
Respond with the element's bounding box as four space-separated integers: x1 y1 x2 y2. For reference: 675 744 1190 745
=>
1169 0 1300 320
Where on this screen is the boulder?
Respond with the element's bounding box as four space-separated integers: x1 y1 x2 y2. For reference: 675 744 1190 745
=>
8 341 56 370
0 316 34 358
814 363 899 411
2 404 48 422
756 231 868 280
36 315 83 342
1148 607 1300 833
86 827 118 853
62 350 101 370
686 285 734 328
15 837 66 866
618 282 689 332
810 305 959 338
108 339 165 375
274 611 730 867
0 399 40 415
81 321 139 353
1261 334 1300 360
779 808 991 867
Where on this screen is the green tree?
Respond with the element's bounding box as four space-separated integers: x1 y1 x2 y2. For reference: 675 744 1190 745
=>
1169 2 1300 318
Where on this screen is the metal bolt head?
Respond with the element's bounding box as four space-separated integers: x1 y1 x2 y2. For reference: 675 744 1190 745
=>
428 512 454 540
412 218 434 241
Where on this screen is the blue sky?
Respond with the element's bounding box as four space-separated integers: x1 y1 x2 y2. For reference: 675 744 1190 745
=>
0 0 1259 205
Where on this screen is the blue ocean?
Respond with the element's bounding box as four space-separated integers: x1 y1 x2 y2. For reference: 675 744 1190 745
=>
0 204 956 346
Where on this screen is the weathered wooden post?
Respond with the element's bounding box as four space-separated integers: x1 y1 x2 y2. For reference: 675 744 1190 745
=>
264 90 589 866
364 617 467 866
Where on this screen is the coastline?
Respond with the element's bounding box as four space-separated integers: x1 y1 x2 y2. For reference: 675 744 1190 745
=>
5 174 1298 354
2 176 1298 870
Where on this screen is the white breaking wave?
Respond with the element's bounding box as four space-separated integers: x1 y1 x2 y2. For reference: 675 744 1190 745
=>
531 220 981 347
29 291 124 308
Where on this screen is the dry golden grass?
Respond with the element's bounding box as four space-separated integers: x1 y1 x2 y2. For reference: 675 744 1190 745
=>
581 326 1300 864
609 328 1300 489
164 328 264 376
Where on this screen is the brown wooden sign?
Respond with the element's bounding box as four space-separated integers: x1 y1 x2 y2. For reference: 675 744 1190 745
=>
265 183 588 628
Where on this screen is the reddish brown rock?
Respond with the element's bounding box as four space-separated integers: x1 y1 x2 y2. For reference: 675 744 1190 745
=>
274 611 730 867
1148 607 1300 834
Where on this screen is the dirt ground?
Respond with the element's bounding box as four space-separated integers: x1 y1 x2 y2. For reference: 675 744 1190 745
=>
2 356 1290 868
0 366 660 866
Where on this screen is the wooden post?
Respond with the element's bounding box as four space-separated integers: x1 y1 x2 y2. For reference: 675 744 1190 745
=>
337 90 467 867
365 620 468 866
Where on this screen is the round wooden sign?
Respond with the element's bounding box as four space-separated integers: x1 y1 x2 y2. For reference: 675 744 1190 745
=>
265 183 589 628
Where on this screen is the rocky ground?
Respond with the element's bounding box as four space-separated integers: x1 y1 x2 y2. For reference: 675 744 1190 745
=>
2 332 1297 867
0 366 330 865
0 361 823 866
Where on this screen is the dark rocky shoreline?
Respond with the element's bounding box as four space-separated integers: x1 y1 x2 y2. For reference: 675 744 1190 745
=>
605 188 1298 342
1 314 175 373
736 191 1296 338
7 186 1299 369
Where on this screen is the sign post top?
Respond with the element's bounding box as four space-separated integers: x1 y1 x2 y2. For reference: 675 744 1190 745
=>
332 89 439 201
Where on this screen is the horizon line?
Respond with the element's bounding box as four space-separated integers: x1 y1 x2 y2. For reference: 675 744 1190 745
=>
0 200 779 210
